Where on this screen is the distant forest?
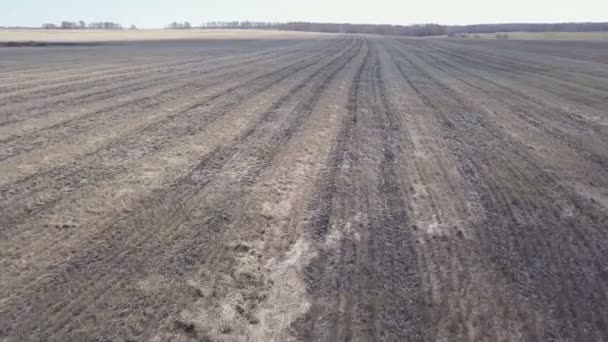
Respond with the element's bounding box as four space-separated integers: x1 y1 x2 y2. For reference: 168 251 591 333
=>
195 21 608 36
41 21 127 30
12 20 608 37
449 22 608 33
200 21 446 36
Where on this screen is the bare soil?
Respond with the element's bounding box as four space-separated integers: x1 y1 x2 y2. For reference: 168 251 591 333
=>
1 34 608 341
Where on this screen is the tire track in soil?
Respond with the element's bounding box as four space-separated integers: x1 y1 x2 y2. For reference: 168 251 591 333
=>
432 39 608 79
0 39 346 147
389 38 608 341
0 38 355 233
0 39 349 161
0 38 363 341
386 42 557 339
0 38 357 283
442 45 608 101
0 51 243 110
0 37 354 291
0 40 324 101
0 50 231 97
46 37 363 342
0 42 326 124
458 39 608 65
391 42 608 222
0 54 171 83
0 40 339 132
0 50 256 127
400 43 608 196
380 40 528 341
0 48 207 82
155 38 370 342
292 39 427 341
403 42 608 148
0 45 278 93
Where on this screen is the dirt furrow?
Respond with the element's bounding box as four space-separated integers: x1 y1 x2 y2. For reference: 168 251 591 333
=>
0 50 235 95
39 38 362 340
382 40 529 341
153 38 370 342
0 38 363 341
436 39 608 78
0 38 356 234
289 39 429 341
0 39 316 83
417 42 608 114
0 41 310 89
388 38 608 340
400 43 608 197
0 41 325 105
393 42 608 201
0 47 196 79
0 39 350 160
0 40 340 127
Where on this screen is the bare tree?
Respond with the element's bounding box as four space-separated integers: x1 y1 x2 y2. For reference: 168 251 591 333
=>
60 21 77 29
167 22 192 29
88 22 123 30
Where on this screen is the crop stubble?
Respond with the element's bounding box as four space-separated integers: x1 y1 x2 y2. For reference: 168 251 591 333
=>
1 34 608 341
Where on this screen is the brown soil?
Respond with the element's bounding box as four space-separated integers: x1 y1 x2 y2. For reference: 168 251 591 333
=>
1 34 608 341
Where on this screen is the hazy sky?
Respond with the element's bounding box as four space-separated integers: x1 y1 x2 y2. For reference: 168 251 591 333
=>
3 0 608 28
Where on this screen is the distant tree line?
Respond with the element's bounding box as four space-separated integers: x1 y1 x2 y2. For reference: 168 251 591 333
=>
200 21 282 29
178 21 608 37
37 20 608 37
194 21 446 36
166 22 192 29
41 21 126 30
447 22 608 34
284 22 446 36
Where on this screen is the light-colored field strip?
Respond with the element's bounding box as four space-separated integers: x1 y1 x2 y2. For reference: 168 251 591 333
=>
0 29 329 42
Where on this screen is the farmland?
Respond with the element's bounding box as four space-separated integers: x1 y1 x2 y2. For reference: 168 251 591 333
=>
1 33 608 341
0 28 324 43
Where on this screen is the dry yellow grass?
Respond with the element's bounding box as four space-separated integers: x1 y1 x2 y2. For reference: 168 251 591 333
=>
0 28 327 42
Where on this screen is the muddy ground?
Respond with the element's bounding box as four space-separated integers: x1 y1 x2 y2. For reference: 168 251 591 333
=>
1 35 608 341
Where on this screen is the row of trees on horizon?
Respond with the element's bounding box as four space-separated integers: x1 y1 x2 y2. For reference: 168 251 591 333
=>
34 20 608 37
187 21 608 36
41 21 133 30
200 21 446 36
450 22 608 33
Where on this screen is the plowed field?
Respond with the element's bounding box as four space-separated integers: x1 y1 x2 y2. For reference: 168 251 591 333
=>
1 34 608 341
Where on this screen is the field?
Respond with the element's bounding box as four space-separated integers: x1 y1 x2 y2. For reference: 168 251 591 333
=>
1 32 608 341
0 29 325 44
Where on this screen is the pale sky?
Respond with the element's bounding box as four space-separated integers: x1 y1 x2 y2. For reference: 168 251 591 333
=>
2 0 607 28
